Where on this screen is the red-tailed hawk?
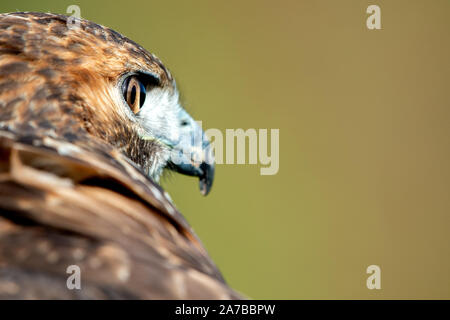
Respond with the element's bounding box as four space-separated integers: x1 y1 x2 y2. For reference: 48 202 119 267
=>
0 12 240 299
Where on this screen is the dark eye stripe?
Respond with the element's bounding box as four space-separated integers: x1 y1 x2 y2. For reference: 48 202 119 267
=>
129 84 136 105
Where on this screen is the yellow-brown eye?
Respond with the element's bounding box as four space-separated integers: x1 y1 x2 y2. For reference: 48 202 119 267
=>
122 75 146 114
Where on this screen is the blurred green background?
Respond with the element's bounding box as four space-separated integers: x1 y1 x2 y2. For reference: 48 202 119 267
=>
1 0 449 299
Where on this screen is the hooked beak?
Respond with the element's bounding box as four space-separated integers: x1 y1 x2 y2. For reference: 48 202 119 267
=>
169 141 214 196
166 110 215 196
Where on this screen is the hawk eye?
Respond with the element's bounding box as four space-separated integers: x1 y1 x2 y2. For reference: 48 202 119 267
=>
122 75 146 114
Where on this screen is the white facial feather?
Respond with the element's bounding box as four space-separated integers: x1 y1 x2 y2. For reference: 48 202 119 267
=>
137 88 183 145
136 87 194 181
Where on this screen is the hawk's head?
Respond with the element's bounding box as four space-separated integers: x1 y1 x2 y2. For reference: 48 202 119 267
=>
0 12 214 195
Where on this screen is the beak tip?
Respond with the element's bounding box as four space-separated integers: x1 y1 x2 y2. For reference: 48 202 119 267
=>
199 162 214 196
199 183 209 196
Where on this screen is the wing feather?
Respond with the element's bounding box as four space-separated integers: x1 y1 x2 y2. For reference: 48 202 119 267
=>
0 131 241 299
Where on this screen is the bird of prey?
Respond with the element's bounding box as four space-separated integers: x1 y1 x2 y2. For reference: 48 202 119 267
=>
0 12 240 299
